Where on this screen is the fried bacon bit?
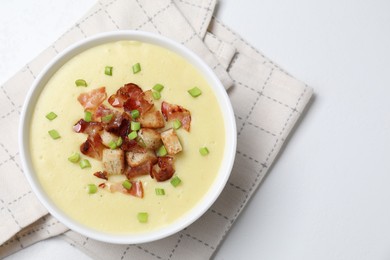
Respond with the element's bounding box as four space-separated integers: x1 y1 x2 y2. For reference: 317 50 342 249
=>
73 119 103 135
151 157 175 182
98 183 106 188
120 137 146 153
105 112 131 138
78 87 107 110
108 83 153 114
109 180 144 198
80 134 105 160
94 171 108 180
94 104 115 120
161 101 191 131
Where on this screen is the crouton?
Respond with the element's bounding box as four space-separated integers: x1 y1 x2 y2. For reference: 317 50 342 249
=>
126 149 157 167
138 108 165 128
102 148 125 175
100 130 119 147
160 128 182 155
138 128 162 150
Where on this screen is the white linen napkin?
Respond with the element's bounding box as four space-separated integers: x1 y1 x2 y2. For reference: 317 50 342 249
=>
0 0 313 259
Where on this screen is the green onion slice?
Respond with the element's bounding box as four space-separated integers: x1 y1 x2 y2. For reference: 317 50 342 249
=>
155 188 165 195
116 136 123 147
199 147 209 156
153 84 164 92
137 212 148 223
104 66 113 76
122 180 132 190
87 184 98 194
130 109 140 119
48 129 60 140
188 87 202 97
172 119 182 130
84 111 92 122
128 131 138 140
45 112 57 121
156 145 167 157
132 63 141 74
75 79 87 87
108 140 117 150
79 159 91 169
68 152 80 163
102 114 113 122
152 91 161 100
131 121 141 131
170 176 182 187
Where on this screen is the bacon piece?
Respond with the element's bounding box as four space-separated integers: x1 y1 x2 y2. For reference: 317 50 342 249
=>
109 180 144 198
104 112 131 138
93 171 108 180
73 119 103 136
80 134 105 160
108 83 142 108
161 101 191 131
94 104 115 120
77 87 107 110
151 157 175 182
120 137 146 153
125 160 153 179
108 83 153 113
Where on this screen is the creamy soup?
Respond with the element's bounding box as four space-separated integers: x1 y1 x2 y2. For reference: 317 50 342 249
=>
30 41 225 234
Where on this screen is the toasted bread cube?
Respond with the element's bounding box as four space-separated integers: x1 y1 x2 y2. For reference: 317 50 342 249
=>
143 90 154 104
138 108 165 128
138 128 162 150
100 130 119 148
102 149 124 175
160 128 182 155
126 150 157 167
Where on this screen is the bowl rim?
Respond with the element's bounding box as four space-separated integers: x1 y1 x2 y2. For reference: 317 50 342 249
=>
19 30 236 244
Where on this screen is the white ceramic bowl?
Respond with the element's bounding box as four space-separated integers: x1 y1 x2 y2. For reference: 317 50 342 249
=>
19 31 236 244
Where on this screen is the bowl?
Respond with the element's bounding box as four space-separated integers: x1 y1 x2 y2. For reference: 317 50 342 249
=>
19 31 236 244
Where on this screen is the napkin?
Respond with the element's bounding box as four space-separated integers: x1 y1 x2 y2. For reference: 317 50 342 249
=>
0 0 313 259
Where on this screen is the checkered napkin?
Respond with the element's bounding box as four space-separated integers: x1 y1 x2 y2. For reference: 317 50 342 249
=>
0 0 313 259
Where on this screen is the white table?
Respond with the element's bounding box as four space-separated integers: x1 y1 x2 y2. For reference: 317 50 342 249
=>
2 1 390 259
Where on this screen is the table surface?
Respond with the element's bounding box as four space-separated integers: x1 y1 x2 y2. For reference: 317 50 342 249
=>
2 1 390 259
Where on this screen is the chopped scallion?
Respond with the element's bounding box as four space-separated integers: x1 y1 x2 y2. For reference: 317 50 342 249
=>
48 129 60 139
104 66 113 76
170 176 182 187
84 111 92 122
172 119 182 130
131 121 141 131
68 152 80 163
132 62 141 74
155 188 165 195
45 112 57 121
128 131 138 140
152 91 161 100
156 145 167 157
102 114 113 122
79 159 91 169
188 87 202 97
122 180 132 190
130 109 140 119
75 79 87 87
108 140 117 150
153 84 164 92
199 147 209 156
87 184 97 194
116 136 123 147
137 212 148 223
